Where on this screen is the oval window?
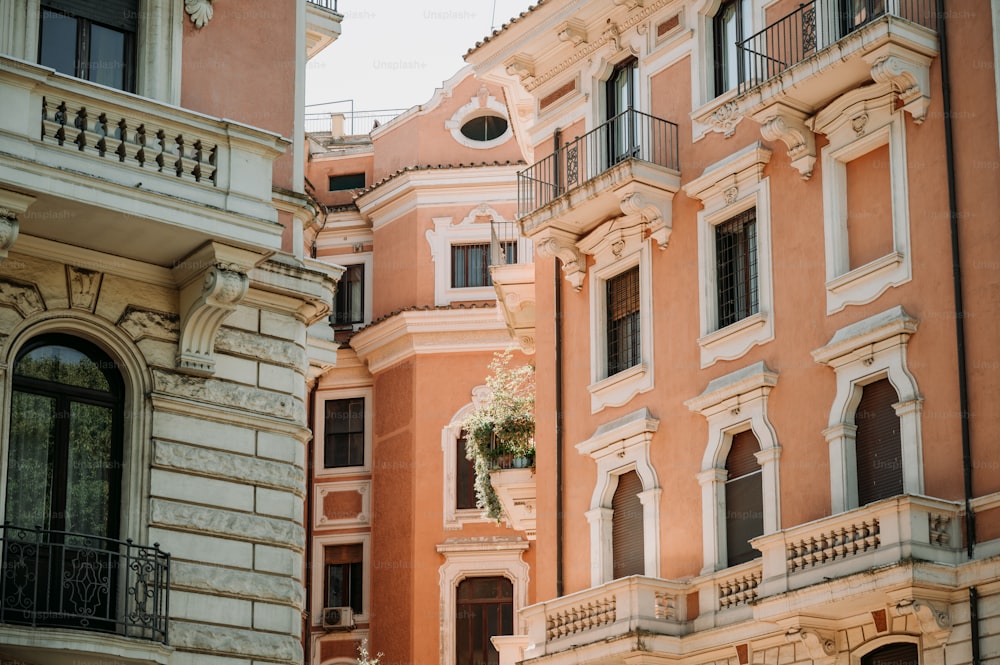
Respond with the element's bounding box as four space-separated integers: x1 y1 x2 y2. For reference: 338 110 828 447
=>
460 115 509 142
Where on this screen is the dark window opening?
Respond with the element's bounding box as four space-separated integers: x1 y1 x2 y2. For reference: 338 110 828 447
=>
725 430 763 566
324 398 365 468
328 172 366 191
612 470 645 579
606 266 641 376
457 433 478 510
861 643 918 665
839 0 887 37
460 115 508 142
606 58 639 165
324 544 363 614
716 208 758 329
456 577 513 665
333 264 364 327
855 378 903 505
713 0 749 96
39 2 137 93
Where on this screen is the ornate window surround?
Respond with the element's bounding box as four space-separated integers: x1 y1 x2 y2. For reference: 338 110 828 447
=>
814 84 912 314
683 141 774 368
436 537 530 665
579 218 656 413
685 361 780 573
811 306 923 514
1 0 183 104
444 85 514 150
576 407 661 586
329 253 373 331
441 386 493 529
310 532 371 625
313 387 374 479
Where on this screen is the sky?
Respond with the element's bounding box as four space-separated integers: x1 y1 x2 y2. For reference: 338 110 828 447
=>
305 0 536 115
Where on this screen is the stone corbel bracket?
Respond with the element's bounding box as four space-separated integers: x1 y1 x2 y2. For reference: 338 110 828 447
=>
0 190 37 262
613 0 645 9
558 19 588 46
865 47 933 124
894 599 952 647
618 187 673 249
534 229 585 291
785 627 837 665
173 242 270 375
758 105 816 180
505 54 536 85
185 0 215 28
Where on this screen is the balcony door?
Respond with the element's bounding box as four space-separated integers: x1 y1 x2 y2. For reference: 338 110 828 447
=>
606 58 639 166
4 334 124 631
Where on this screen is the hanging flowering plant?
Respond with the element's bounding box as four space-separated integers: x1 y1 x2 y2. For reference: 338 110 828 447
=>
461 349 535 521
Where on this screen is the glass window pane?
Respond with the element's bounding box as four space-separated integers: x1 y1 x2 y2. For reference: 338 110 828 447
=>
66 402 113 537
39 10 78 78
6 392 56 530
88 23 126 89
15 344 111 391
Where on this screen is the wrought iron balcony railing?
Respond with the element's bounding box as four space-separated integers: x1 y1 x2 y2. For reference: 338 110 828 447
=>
517 109 680 219
0 525 170 644
736 0 937 95
307 0 339 11
490 219 533 269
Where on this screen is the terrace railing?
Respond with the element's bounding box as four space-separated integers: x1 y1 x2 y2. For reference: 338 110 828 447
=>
736 0 937 95
490 218 533 269
304 108 407 136
306 0 339 11
0 524 170 644
517 109 680 219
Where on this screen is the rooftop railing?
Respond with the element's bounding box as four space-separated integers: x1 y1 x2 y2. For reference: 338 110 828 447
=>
307 0 339 11
0 524 170 644
517 108 679 219
736 0 937 95
304 108 407 136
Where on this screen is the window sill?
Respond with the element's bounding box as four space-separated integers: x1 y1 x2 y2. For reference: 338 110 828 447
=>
314 465 371 479
588 362 653 413
698 311 772 368
825 251 908 313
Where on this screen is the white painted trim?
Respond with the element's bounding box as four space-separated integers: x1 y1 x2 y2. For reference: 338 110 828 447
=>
812 306 922 513
685 361 780 573
313 479 371 529
994 2 1000 155
685 142 774 367
576 407 661 585
313 386 373 478
310 532 372 625
444 87 514 150
437 538 530 665
442 388 493 529
323 253 373 331
814 87 912 314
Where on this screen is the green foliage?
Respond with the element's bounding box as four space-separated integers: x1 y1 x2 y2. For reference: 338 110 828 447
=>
461 349 535 522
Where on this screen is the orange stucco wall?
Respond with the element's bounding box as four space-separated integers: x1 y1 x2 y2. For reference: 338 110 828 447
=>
845 144 894 269
307 153 375 209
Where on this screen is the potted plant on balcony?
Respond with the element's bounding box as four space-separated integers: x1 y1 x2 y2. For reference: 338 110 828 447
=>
462 349 535 522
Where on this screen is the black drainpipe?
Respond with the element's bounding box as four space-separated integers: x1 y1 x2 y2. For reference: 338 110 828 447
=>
304 379 318 664
970 587 982 665
936 0 975 558
553 128 565 598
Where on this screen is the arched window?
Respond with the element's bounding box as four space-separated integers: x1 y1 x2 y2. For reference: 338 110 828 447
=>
855 378 903 505
456 576 513 665
861 643 918 665
612 470 644 579
725 430 763 566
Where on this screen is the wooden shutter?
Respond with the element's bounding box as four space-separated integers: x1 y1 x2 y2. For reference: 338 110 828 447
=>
612 470 645 579
725 430 763 566
855 378 903 505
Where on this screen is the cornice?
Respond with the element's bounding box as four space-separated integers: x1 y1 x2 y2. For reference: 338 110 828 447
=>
350 307 510 374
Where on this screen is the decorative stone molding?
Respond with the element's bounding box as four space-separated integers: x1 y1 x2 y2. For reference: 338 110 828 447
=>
505 54 536 83
759 107 816 179
171 622 301 661
614 0 645 8
152 368 300 421
619 191 671 249
867 50 933 124
172 561 304 605
185 0 214 28
786 627 836 665
0 190 36 261
893 599 952 647
154 440 304 494
172 242 269 375
150 498 304 548
315 481 371 528
558 19 588 46
534 231 586 291
707 101 743 138
489 468 537 539
0 278 45 318
491 263 536 355
444 88 513 150
66 266 102 312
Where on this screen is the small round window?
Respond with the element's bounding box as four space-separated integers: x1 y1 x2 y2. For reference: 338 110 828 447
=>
460 114 509 142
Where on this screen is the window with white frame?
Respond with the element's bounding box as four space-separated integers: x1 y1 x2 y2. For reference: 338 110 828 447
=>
711 0 751 97
686 361 780 573
576 407 661 586
442 388 493 529
813 84 911 314
314 387 373 477
333 263 365 327
683 142 774 368
436 538 529 665
811 305 922 514
579 218 655 413
311 533 371 624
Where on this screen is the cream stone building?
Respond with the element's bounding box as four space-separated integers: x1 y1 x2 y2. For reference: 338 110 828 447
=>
0 1 343 663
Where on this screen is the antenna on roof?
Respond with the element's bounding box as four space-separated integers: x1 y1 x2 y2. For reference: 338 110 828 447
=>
490 0 498 31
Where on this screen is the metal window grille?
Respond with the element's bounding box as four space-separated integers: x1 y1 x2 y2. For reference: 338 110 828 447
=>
451 244 490 288
606 266 641 376
715 209 758 329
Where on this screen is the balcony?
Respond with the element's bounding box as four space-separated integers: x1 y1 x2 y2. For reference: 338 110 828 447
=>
0 57 287 266
0 525 170 664
306 0 343 59
489 218 536 355
516 109 680 243
728 0 938 177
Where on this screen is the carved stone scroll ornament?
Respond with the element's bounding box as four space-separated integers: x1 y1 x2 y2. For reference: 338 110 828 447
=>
535 235 586 291
176 264 249 374
0 209 18 261
869 54 931 124
895 599 952 647
185 0 215 29
619 191 672 249
708 101 743 138
786 627 836 665
760 111 817 180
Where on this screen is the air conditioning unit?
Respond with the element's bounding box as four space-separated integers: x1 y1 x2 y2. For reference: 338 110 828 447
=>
322 606 354 631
